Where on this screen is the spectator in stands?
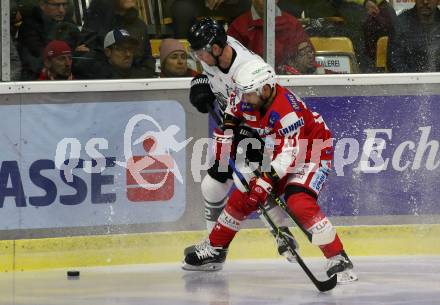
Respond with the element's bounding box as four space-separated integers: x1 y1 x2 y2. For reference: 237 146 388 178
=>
81 0 155 77
16 0 76 21
159 39 197 77
17 0 77 80
10 1 23 80
278 40 338 75
278 0 365 19
282 0 367 71
51 21 81 50
89 29 154 79
362 0 397 70
10 1 21 38
388 0 440 72
227 0 311 69
38 40 74 80
163 0 251 38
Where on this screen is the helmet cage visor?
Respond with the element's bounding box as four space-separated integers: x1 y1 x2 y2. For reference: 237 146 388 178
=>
189 43 213 61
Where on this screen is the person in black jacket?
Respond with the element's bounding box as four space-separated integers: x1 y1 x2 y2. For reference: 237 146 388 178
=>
17 0 77 80
79 0 155 77
279 0 368 71
162 0 251 38
388 0 440 72
83 28 155 79
362 0 397 71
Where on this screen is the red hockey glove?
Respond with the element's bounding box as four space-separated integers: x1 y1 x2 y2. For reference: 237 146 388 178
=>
244 176 273 210
213 128 234 163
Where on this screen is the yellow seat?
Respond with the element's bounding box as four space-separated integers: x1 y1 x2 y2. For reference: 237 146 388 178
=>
310 37 354 53
162 17 173 25
310 37 359 73
376 36 389 72
150 39 162 58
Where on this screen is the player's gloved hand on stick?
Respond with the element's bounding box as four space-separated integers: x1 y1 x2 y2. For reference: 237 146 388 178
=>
213 127 234 164
244 175 273 210
189 75 216 113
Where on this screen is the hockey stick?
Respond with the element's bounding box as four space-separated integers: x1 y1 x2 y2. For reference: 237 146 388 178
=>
257 175 314 242
258 203 337 291
207 104 337 291
229 161 337 292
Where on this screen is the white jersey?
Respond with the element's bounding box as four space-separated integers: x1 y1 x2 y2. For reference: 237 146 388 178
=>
200 36 263 112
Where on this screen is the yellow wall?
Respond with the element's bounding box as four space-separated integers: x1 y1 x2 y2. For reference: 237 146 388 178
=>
2 224 439 272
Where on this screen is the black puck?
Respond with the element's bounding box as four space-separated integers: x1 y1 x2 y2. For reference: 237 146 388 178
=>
67 270 80 277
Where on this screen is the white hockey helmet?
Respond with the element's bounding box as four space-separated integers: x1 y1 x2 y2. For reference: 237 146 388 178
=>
233 59 276 96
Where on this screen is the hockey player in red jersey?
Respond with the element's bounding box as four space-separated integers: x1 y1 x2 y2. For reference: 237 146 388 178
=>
183 59 358 284
186 18 297 262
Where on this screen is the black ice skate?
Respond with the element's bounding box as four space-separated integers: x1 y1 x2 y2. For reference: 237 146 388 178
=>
182 240 228 271
326 250 358 284
272 226 299 263
184 237 209 256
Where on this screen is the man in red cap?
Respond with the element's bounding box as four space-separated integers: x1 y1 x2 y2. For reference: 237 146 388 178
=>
38 40 74 80
278 41 339 75
17 0 77 80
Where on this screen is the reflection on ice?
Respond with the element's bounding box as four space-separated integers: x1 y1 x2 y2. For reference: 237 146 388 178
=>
0 256 439 305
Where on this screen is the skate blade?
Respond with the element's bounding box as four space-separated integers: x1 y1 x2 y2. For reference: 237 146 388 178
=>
336 269 358 284
181 261 223 272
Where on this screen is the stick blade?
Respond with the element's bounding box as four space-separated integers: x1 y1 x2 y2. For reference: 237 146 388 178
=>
316 274 337 292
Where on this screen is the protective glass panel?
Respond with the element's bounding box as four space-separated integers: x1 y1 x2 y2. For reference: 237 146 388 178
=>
6 0 440 82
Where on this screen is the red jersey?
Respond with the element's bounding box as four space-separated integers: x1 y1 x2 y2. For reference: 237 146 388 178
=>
225 84 332 181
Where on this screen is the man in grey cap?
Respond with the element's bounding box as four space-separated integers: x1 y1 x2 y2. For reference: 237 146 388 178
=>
89 28 156 79
103 29 139 71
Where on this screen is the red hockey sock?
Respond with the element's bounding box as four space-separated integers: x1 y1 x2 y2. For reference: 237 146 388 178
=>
209 204 244 247
209 189 251 247
319 234 344 258
286 191 344 258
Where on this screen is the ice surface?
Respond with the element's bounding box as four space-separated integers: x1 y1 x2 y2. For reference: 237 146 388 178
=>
1 256 439 305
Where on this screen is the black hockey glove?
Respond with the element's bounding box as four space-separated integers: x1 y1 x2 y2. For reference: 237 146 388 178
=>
234 125 264 163
189 75 216 113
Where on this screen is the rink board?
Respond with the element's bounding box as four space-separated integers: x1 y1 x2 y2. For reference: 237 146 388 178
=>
1 224 439 271
1 76 440 272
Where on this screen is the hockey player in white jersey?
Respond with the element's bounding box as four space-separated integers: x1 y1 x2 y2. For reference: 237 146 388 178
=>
186 18 297 262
